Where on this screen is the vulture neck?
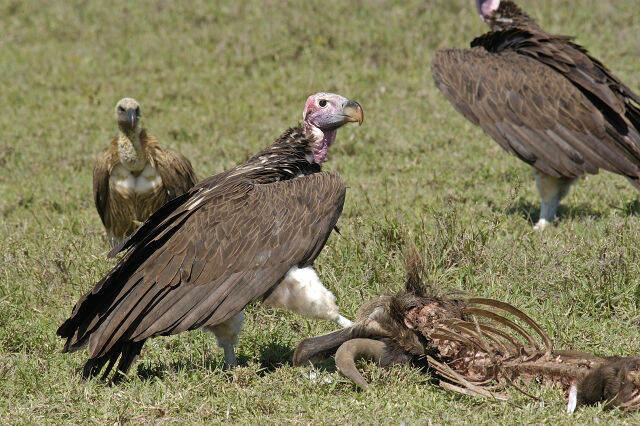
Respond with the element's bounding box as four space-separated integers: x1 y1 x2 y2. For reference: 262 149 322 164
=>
117 126 147 174
235 125 321 184
489 1 542 32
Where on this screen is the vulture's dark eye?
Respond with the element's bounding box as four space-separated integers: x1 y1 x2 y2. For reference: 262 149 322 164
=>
318 99 327 107
135 107 140 114
118 106 125 112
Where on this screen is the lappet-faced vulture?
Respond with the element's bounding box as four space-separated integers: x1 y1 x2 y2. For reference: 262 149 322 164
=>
431 0 640 229
58 92 363 380
94 98 198 247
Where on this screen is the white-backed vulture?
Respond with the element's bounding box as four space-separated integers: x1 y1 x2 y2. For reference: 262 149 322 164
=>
94 98 198 247
58 92 363 380
431 0 640 229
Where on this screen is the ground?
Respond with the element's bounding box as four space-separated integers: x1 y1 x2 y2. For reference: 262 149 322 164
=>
1 0 640 423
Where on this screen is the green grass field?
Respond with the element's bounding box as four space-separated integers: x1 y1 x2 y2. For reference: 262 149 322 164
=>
2 0 640 423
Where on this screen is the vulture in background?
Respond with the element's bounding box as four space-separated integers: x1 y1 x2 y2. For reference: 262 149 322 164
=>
432 0 640 229
94 98 198 247
58 92 363 380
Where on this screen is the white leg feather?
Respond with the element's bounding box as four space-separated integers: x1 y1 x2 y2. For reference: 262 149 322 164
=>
205 311 244 368
264 266 352 327
533 169 576 230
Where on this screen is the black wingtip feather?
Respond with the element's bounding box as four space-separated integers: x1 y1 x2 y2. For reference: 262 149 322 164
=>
81 340 146 381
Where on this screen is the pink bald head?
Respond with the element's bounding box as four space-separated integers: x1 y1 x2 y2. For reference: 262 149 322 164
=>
302 92 363 163
476 0 500 23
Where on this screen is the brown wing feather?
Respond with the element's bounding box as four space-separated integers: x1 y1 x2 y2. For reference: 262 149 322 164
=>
141 130 199 198
92 139 118 228
59 172 346 361
432 48 640 180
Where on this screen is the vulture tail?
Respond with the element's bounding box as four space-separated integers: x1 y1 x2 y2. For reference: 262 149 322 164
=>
82 340 145 381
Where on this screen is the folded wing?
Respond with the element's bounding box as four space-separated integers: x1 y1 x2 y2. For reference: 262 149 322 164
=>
432 46 640 182
58 172 346 368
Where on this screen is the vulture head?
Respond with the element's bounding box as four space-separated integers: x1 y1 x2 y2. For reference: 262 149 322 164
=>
303 92 363 163
475 0 500 23
115 97 142 132
475 0 537 30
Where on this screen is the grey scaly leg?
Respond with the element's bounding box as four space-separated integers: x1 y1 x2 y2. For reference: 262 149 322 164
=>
533 169 576 230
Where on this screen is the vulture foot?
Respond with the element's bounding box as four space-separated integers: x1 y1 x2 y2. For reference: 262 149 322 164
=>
533 218 551 231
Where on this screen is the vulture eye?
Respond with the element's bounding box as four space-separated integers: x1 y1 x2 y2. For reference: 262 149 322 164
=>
318 99 328 108
118 106 125 112
135 107 140 115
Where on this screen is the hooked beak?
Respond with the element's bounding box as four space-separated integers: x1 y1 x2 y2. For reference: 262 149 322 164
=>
340 100 364 126
315 99 364 131
126 108 136 128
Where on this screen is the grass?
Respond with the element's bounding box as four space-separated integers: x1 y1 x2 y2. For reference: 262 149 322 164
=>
1 0 640 423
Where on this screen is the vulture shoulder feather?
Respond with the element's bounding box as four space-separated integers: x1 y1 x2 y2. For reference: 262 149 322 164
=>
141 130 199 198
93 139 119 228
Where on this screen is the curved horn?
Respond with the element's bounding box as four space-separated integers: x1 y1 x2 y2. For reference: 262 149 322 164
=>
335 338 386 390
293 327 355 366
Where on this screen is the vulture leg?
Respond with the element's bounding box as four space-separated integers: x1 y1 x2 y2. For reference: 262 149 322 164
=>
264 266 352 327
108 230 121 249
533 170 576 230
205 311 245 368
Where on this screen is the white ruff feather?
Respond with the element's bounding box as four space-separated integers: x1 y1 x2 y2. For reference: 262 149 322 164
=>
111 163 162 194
265 266 351 326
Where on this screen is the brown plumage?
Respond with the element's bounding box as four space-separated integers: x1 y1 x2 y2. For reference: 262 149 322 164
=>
58 92 363 380
431 0 640 229
94 98 198 247
294 248 640 413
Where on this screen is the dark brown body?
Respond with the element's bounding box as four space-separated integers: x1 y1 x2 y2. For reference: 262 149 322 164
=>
62 125 345 380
